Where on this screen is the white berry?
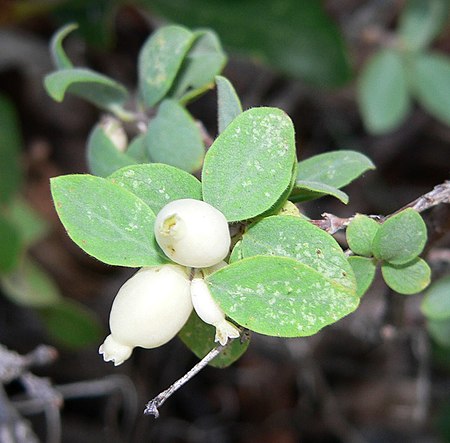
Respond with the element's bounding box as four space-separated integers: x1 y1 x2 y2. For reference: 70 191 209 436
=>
99 264 192 366
154 199 231 268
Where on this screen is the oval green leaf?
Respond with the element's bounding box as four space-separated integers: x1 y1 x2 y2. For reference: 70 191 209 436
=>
146 99 205 173
358 49 411 134
202 107 296 222
373 208 427 265
138 25 195 107
381 258 431 295
240 215 355 292
207 255 359 337
216 75 242 133
50 23 77 69
109 163 202 214
348 256 377 298
291 180 349 204
421 275 450 320
178 311 249 368
346 214 380 257
427 318 450 347
50 174 167 267
44 68 128 112
126 134 149 163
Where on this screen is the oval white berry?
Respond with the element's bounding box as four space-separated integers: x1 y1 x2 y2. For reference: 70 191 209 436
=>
99 264 192 366
154 199 231 268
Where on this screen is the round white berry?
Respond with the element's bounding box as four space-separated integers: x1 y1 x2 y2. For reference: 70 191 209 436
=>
99 264 192 366
154 199 231 268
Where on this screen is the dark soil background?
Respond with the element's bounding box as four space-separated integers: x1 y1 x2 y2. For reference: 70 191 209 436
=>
1 2 450 442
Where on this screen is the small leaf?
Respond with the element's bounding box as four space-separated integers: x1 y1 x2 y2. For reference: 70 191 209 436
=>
216 75 242 133
346 214 380 257
50 174 168 267
44 68 128 112
358 49 411 134
411 52 450 126
0 93 22 204
138 25 195 107
291 180 349 204
239 215 356 291
126 134 149 163
170 30 227 102
381 258 431 295
421 275 450 320
87 124 136 177
146 99 205 173
178 311 249 368
39 299 103 348
207 256 359 337
202 107 296 222
109 163 202 214
373 208 427 265
229 240 243 264
348 256 377 297
1 258 60 307
49 22 77 69
427 318 450 347
0 216 21 274
399 0 449 51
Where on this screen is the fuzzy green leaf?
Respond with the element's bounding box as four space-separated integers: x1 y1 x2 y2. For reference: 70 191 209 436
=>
216 75 242 133
202 107 296 222
421 275 450 320
50 174 167 267
348 256 377 297
207 256 359 337
146 99 205 173
373 209 427 265
239 215 356 291
44 68 128 112
49 23 77 69
179 311 249 368
0 216 21 274
109 163 202 214
346 214 380 257
291 181 349 204
381 258 431 295
138 25 195 107
87 124 137 177
358 49 411 134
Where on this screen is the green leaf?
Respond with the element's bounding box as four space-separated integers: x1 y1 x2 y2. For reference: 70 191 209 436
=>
0 94 22 204
44 68 128 112
0 216 21 274
50 174 168 267
421 275 450 320
410 52 450 125
109 163 202 214
399 0 449 51
427 318 450 347
126 134 149 163
239 215 356 291
170 30 227 102
178 311 249 368
348 256 377 297
145 0 351 87
146 99 205 173
39 298 103 348
373 209 427 265
229 240 243 264
49 22 77 69
207 256 359 337
358 49 411 134
381 258 431 295
202 107 296 222
1 258 60 307
87 124 137 177
346 214 380 257
138 25 195 107
291 181 349 204
216 75 242 133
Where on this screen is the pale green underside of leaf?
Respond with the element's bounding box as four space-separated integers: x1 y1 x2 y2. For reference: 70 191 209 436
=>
109 163 202 214
348 256 377 298
50 174 168 267
178 311 249 368
202 107 296 222
358 49 411 134
207 256 359 337
291 180 349 204
346 214 380 257
381 258 431 295
44 68 128 111
216 75 242 133
421 275 450 320
50 22 77 69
